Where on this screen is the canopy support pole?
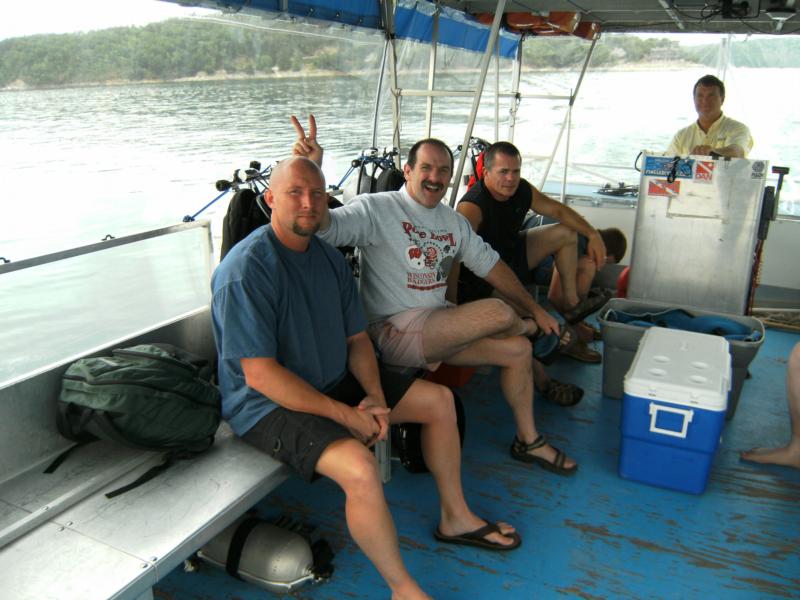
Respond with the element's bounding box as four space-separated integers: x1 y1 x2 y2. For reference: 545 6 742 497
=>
424 2 440 138
494 38 500 142
537 35 597 193
382 0 402 166
449 0 507 207
372 37 390 148
508 42 523 142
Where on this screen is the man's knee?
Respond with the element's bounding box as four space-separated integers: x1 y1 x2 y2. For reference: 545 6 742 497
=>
507 335 533 361
494 335 533 367
553 224 578 249
428 383 457 425
526 223 577 253
323 439 381 492
472 297 518 332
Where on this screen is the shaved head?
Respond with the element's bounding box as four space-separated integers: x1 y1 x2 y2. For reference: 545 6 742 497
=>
265 155 329 251
271 156 326 188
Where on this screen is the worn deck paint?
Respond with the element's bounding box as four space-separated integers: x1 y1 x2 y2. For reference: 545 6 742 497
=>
155 327 800 599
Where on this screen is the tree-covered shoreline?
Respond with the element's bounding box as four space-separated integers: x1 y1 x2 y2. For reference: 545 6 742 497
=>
2 17 798 90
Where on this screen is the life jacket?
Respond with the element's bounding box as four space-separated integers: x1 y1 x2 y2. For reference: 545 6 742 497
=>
466 150 485 190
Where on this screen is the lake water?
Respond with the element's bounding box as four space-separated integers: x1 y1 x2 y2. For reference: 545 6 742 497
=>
1 67 797 262
1 67 798 383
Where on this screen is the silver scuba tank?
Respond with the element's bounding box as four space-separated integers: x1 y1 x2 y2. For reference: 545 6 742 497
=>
196 515 333 593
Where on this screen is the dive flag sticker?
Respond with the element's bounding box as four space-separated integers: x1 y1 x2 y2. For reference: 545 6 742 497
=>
694 161 714 182
643 156 693 179
751 161 766 179
648 179 681 197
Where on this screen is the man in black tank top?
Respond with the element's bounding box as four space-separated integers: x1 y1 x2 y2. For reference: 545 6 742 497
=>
449 142 612 403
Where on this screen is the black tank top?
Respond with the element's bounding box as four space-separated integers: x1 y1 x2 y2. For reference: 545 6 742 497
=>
457 179 531 301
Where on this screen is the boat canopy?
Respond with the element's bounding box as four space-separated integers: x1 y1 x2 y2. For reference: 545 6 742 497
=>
170 0 799 36
172 0 520 57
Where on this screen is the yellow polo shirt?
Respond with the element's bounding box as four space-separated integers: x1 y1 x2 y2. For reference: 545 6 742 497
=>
666 114 753 157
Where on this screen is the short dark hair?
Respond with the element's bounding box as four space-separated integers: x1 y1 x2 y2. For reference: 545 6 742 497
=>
407 138 454 170
600 227 627 263
693 74 725 101
483 141 521 172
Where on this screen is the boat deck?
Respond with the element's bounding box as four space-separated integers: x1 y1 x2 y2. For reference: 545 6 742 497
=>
156 324 800 599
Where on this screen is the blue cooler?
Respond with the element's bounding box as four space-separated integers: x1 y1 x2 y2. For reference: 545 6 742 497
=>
619 327 731 494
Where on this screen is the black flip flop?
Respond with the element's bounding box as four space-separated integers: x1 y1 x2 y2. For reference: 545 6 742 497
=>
434 522 521 552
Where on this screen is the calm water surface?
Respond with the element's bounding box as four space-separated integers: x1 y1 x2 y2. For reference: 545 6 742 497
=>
1 68 797 261
1 68 797 382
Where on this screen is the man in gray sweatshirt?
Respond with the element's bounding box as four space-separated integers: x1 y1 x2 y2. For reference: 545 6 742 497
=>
294 116 577 475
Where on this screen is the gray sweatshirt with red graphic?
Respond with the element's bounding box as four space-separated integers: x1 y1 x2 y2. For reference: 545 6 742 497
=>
318 185 499 323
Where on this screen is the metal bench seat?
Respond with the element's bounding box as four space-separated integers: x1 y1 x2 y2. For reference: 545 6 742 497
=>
0 309 289 600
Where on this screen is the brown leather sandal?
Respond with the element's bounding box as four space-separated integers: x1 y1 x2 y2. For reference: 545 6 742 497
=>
509 435 578 476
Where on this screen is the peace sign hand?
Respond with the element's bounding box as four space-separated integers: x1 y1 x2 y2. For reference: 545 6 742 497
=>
291 114 323 166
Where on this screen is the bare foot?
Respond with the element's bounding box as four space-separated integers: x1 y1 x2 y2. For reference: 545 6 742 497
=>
740 443 800 468
391 580 432 600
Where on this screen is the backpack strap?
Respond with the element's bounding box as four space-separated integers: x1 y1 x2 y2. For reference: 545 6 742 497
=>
104 455 174 499
42 439 96 474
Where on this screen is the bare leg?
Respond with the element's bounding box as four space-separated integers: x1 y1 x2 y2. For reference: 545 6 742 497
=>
423 312 575 468
421 297 536 363
550 256 600 344
741 342 800 468
390 379 517 546
524 224 580 307
315 440 431 599
532 359 549 389
548 255 598 312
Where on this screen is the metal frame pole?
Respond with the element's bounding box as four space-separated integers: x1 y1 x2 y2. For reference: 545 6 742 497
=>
449 0 507 206
560 98 573 202
494 39 500 142
381 0 402 165
508 41 523 142
537 35 597 191
371 37 390 148
424 2 440 138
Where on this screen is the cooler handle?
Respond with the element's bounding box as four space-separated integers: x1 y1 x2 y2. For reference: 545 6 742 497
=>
648 403 694 438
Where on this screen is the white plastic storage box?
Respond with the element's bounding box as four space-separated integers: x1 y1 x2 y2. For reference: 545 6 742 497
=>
619 327 730 495
599 297 763 419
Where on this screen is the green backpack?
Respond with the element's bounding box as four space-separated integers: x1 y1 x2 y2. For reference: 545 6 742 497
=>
49 343 221 497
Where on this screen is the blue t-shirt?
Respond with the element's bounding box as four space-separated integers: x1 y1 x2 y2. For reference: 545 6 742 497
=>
211 225 367 436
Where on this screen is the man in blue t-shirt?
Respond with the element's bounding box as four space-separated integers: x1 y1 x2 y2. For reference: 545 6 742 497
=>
211 155 520 600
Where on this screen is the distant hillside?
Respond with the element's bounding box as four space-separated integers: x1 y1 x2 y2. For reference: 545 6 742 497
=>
523 34 691 69
2 19 799 89
685 37 800 67
523 33 800 69
0 18 371 88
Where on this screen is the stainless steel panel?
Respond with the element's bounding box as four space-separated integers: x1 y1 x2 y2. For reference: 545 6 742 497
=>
0 444 153 548
628 155 767 314
57 426 290 581
0 309 215 486
0 521 156 600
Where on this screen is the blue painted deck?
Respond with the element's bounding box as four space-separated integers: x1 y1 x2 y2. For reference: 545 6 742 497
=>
156 326 800 599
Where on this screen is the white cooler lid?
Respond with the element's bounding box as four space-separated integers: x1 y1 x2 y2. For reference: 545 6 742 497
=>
624 327 731 411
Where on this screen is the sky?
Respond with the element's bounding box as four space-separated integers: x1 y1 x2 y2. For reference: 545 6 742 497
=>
0 0 215 41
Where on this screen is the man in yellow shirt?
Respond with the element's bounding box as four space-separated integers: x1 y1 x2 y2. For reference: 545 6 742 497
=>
667 74 753 158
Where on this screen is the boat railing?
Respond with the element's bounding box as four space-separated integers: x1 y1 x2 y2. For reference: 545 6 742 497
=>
0 221 214 388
